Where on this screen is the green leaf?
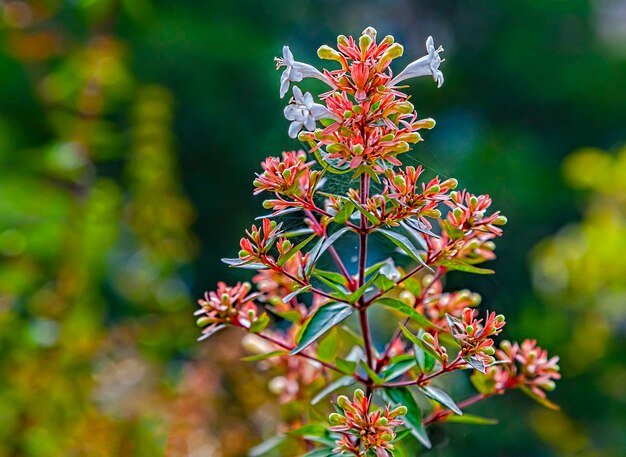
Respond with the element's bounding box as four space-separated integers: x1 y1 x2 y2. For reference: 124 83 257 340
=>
381 358 417 381
307 227 352 275
349 198 381 225
441 220 465 240
313 269 348 287
444 414 498 425
311 376 354 405
291 303 354 355
268 307 302 323
437 259 494 275
248 436 287 456
282 285 311 303
333 200 355 224
348 272 379 304
519 385 560 411
470 371 496 395
249 313 270 333
364 259 391 277
419 386 462 415
403 277 422 296
413 344 436 373
335 358 357 375
359 360 384 385
378 229 431 270
278 233 317 267
399 324 442 361
383 388 431 448
376 297 435 329
317 328 338 362
301 449 335 457
241 350 287 362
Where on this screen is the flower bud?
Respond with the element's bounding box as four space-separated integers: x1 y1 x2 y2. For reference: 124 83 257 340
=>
329 412 346 425
379 43 404 68
398 132 421 143
396 101 414 114
381 35 394 46
337 35 349 47
352 144 364 155
196 316 213 327
399 290 416 307
317 45 343 62
268 376 288 395
441 178 458 190
376 417 388 426
327 143 347 153
495 314 505 323
483 346 495 356
493 215 508 225
262 200 273 209
469 196 478 211
539 380 556 391
343 110 353 118
394 174 406 189
354 389 365 402
359 34 372 55
282 168 292 180
281 239 291 251
426 184 440 195
465 325 474 334
422 333 435 345
389 405 407 418
380 433 393 442
297 131 314 141
337 395 351 409
381 133 395 142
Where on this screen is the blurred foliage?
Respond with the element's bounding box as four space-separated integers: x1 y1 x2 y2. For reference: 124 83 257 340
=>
0 0 624 456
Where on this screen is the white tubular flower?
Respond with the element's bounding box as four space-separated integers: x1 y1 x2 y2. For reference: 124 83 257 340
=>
389 36 444 88
283 86 339 138
275 46 334 98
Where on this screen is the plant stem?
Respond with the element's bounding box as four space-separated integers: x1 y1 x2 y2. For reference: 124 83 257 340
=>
357 174 374 397
305 209 355 290
256 332 368 383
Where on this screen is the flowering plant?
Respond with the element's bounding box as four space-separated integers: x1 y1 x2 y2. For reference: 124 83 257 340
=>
196 27 560 456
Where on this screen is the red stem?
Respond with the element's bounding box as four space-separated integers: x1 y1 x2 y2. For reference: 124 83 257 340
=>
256 332 368 383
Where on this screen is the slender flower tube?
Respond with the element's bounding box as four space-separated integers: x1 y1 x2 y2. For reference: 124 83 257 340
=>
389 36 444 88
275 46 334 98
283 86 339 138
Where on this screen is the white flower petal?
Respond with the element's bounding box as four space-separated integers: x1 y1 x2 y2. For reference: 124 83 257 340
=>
310 103 329 119
304 116 316 131
292 86 303 103
283 45 294 65
279 78 290 98
288 121 303 138
303 92 314 109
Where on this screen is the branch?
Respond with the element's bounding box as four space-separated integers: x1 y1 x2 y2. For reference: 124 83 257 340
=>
423 393 491 425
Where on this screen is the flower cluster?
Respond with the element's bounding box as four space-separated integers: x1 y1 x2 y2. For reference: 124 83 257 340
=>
197 27 561 456
481 339 561 398
276 27 443 168
447 308 506 371
194 282 262 340
329 389 406 457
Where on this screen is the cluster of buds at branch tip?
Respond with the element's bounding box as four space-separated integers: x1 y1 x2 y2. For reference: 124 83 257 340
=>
194 282 262 340
275 26 444 168
447 308 506 372
329 389 405 457
479 339 561 399
238 218 283 265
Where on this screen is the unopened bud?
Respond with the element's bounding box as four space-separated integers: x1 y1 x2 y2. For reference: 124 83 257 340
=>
268 376 288 395
453 207 464 220
381 134 395 143
399 290 416 307
359 34 372 55
441 178 458 190
396 101 414 114
389 405 407 418
329 412 346 425
376 417 388 426
495 314 505 323
343 110 353 118
281 239 291 251
337 395 350 409
327 143 346 153
494 215 508 225
352 144 364 155
426 184 440 195
337 35 349 47
399 132 422 143
465 325 474 334
394 175 407 190
540 380 556 391
262 200 273 209
469 196 478 210
379 43 404 67
380 433 393 442
422 333 435 345
282 168 292 180
318 45 342 61
381 35 394 46
483 346 495 356
354 389 365 402
196 316 213 327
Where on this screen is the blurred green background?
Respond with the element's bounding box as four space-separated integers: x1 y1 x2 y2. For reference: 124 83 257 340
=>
0 0 624 456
